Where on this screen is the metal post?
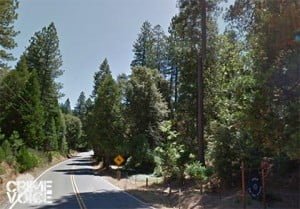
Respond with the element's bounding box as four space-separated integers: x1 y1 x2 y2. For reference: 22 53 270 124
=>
241 161 246 209
117 170 121 181
262 168 266 209
178 189 182 209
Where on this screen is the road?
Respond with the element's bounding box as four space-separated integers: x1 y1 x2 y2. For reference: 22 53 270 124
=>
7 151 152 209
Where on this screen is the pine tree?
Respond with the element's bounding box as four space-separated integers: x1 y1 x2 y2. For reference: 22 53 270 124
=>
226 0 300 159
20 66 45 149
61 98 71 114
131 21 155 68
169 0 219 163
0 60 29 137
74 92 87 120
125 67 169 149
26 22 63 99
64 114 82 151
92 58 111 98
25 22 64 151
152 24 168 75
91 70 123 165
0 0 19 68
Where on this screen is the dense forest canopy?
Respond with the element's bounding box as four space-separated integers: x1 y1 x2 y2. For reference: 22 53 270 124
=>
0 0 299 190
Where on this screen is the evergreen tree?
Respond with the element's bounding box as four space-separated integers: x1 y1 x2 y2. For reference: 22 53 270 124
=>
64 114 82 151
74 91 87 120
0 0 19 68
61 98 72 114
19 64 45 149
92 58 111 98
0 61 29 137
91 70 123 165
169 0 219 163
131 21 155 68
125 67 169 149
226 0 300 159
152 24 168 75
25 23 64 151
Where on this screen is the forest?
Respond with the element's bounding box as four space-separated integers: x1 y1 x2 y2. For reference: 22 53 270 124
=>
0 0 299 196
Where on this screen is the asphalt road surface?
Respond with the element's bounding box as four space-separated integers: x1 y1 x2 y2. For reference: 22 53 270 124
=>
6 151 152 209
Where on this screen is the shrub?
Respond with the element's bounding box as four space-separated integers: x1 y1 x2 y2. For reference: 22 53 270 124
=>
153 121 191 180
2 140 15 165
185 161 213 181
17 147 39 172
0 147 4 163
9 131 23 155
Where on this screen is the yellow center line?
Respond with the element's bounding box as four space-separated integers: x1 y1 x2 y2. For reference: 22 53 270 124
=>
70 166 88 209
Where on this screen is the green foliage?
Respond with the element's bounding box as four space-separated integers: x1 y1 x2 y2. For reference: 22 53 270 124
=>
185 161 213 181
168 0 219 157
61 98 72 114
126 134 153 171
0 147 5 163
9 131 23 154
25 23 64 152
0 0 19 67
2 140 15 165
153 121 189 179
131 21 155 68
226 0 300 160
74 92 87 120
64 114 82 150
17 147 39 172
125 67 169 149
87 61 124 165
92 58 111 98
20 68 44 150
0 129 5 145
0 66 29 138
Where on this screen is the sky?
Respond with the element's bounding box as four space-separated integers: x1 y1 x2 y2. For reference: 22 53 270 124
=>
10 0 232 107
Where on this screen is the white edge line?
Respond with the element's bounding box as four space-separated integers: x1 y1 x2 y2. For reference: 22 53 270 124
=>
99 176 156 209
8 157 73 209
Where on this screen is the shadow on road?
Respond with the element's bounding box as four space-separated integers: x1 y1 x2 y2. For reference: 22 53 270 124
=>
35 191 151 209
53 168 95 175
66 162 93 166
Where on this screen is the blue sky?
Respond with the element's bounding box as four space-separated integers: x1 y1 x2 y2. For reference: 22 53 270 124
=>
10 0 232 107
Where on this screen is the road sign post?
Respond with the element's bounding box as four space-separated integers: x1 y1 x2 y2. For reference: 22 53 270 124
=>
241 161 246 209
114 155 124 166
114 155 124 181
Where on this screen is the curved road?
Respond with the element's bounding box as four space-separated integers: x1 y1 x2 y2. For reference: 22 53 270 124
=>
7 152 152 209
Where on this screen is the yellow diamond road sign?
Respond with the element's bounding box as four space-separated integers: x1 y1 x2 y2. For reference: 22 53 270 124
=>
114 155 124 166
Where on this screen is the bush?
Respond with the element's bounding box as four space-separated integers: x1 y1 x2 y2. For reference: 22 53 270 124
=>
2 140 15 165
0 147 4 163
153 121 191 180
185 161 213 181
17 147 39 172
9 131 23 155
126 134 155 172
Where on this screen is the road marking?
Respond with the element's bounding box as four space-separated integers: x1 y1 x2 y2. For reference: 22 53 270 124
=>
8 157 73 209
70 166 87 209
